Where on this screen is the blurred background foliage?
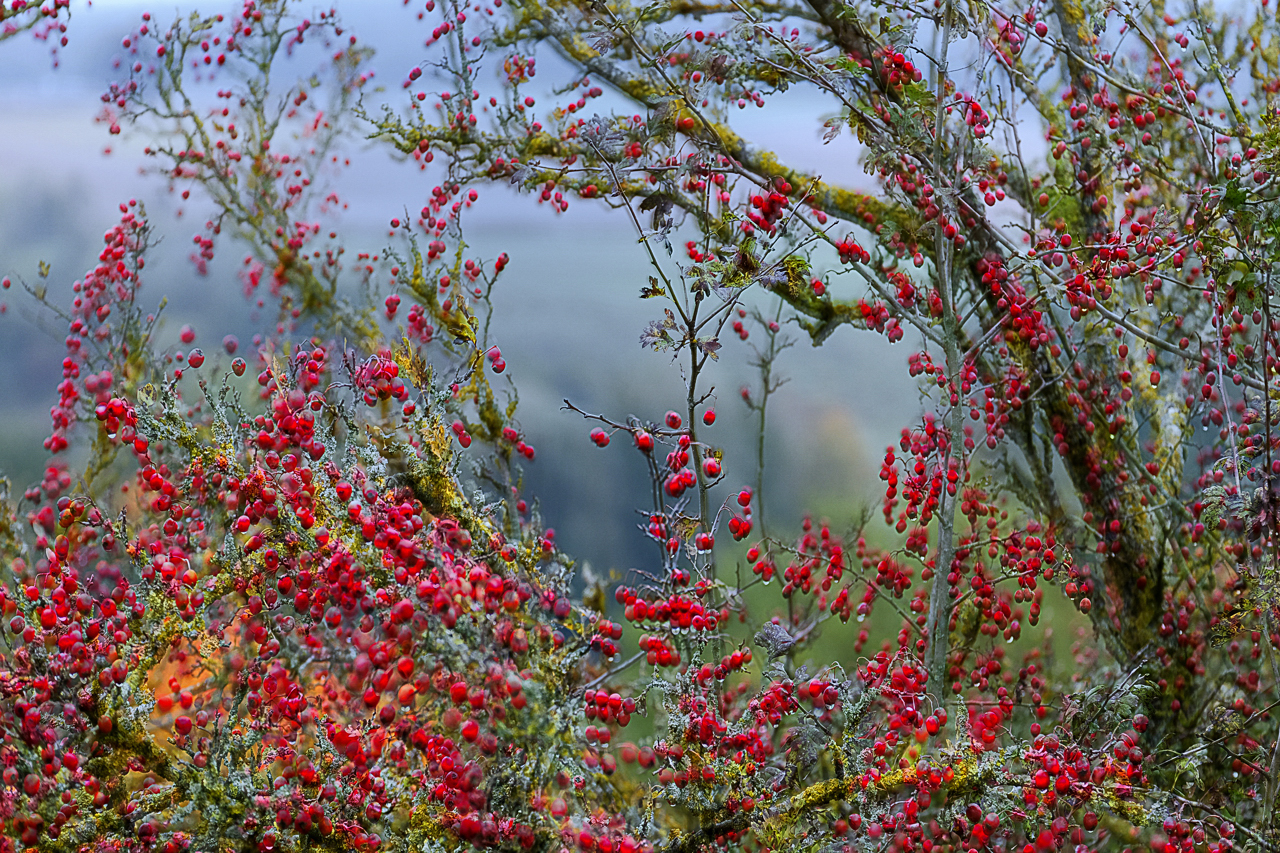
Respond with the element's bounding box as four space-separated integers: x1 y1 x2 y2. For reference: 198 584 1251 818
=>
0 1 918 586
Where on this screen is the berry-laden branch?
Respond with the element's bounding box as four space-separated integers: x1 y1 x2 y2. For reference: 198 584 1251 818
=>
3 0 1280 851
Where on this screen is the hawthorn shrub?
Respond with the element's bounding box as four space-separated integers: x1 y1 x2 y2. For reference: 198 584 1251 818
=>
3 0 1280 852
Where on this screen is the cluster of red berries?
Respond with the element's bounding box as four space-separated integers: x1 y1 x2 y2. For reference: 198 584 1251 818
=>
48 208 148 454
877 45 921 86
636 633 681 666
878 416 958 532
582 689 637 743
406 302 437 343
751 678 799 726
960 95 991 137
743 179 791 234
982 257 1054 353
685 240 715 262
93 395 139 444
836 237 871 265
664 467 697 499
354 354 408 406
854 298 904 342
774 537 839 599
693 647 753 685
744 546 775 584
588 618 623 658
726 488 753 544
617 587 721 634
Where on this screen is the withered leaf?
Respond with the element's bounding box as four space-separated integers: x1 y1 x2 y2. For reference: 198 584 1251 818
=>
588 31 616 53
754 622 796 658
695 337 721 359
640 276 666 298
640 308 680 352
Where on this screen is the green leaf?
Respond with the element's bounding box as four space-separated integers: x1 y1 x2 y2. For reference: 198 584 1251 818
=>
831 56 867 79
1222 179 1248 209
901 82 937 113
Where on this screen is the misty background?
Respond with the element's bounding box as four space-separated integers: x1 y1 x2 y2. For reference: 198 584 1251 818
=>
0 0 924 579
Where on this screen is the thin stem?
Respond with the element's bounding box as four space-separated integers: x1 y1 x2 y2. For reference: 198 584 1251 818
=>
1264 268 1280 837
582 651 645 692
1257 612 1280 834
752 302 787 539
